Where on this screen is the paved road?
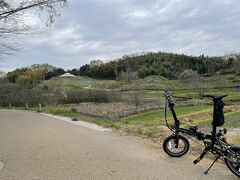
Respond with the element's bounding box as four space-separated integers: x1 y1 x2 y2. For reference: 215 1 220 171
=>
0 110 238 180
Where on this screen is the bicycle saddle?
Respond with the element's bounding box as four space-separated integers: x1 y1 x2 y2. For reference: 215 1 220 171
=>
203 94 228 101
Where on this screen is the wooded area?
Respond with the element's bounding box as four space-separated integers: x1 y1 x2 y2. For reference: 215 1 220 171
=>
72 52 240 79
6 52 240 83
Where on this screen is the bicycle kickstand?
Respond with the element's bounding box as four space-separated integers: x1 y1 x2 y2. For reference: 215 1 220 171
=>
193 148 208 164
204 156 220 175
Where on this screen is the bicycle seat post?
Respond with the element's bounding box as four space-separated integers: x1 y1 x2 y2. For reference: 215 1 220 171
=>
203 94 227 142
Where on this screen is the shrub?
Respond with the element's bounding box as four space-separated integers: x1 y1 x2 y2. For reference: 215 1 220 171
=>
178 69 198 80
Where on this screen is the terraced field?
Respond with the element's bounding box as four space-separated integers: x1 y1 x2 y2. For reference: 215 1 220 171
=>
39 74 240 141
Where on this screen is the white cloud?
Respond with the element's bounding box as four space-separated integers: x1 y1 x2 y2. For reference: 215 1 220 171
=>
3 0 240 70
127 8 152 18
184 8 200 18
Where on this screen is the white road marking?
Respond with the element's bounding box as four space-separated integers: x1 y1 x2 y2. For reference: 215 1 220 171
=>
40 113 112 132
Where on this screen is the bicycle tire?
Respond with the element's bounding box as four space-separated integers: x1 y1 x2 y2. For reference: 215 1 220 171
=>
163 135 190 157
225 148 240 178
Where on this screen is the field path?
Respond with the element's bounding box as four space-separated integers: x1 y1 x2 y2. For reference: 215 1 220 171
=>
0 110 237 180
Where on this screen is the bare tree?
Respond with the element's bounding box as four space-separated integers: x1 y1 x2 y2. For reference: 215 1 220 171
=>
178 69 206 93
232 53 240 75
0 0 68 57
119 71 138 82
131 91 144 109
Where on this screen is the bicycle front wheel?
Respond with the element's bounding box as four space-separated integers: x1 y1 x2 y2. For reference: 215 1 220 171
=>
163 135 190 157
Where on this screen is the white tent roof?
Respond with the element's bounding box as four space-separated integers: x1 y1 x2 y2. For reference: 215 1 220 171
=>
59 73 77 77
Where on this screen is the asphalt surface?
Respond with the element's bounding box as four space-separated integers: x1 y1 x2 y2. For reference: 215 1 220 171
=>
0 110 238 180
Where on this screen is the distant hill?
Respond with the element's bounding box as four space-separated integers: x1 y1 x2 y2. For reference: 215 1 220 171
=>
76 52 236 80
5 51 239 83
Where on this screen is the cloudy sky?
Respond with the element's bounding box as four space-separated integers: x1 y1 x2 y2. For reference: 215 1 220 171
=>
1 0 240 72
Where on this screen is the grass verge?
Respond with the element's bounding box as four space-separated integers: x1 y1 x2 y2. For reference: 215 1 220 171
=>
41 105 217 142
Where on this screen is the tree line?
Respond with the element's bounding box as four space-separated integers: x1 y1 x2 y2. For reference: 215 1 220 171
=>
5 52 240 83
6 64 65 84
70 52 239 80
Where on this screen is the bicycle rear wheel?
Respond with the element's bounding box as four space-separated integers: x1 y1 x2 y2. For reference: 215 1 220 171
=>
225 147 240 178
163 134 190 157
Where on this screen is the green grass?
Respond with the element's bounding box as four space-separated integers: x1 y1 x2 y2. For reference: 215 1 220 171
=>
122 75 186 90
198 110 240 128
39 105 164 139
40 74 240 91
42 106 122 129
224 111 240 127
43 106 77 118
123 105 212 125
42 104 240 130
40 76 123 91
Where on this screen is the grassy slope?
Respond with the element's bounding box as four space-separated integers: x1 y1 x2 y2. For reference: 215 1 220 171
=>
41 74 240 90
40 75 240 101
123 105 212 125
40 76 123 90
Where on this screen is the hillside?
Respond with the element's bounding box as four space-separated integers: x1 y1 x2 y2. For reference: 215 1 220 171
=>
73 52 239 80
41 73 240 90
40 76 123 90
40 74 240 103
6 52 240 84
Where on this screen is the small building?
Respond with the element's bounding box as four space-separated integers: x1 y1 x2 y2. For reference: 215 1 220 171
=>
59 73 77 78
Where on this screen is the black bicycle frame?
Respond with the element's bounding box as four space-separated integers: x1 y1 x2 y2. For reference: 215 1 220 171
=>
166 95 212 141
165 93 240 176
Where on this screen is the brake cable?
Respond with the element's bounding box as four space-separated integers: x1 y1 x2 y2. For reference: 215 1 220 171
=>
164 97 174 132
164 95 205 146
